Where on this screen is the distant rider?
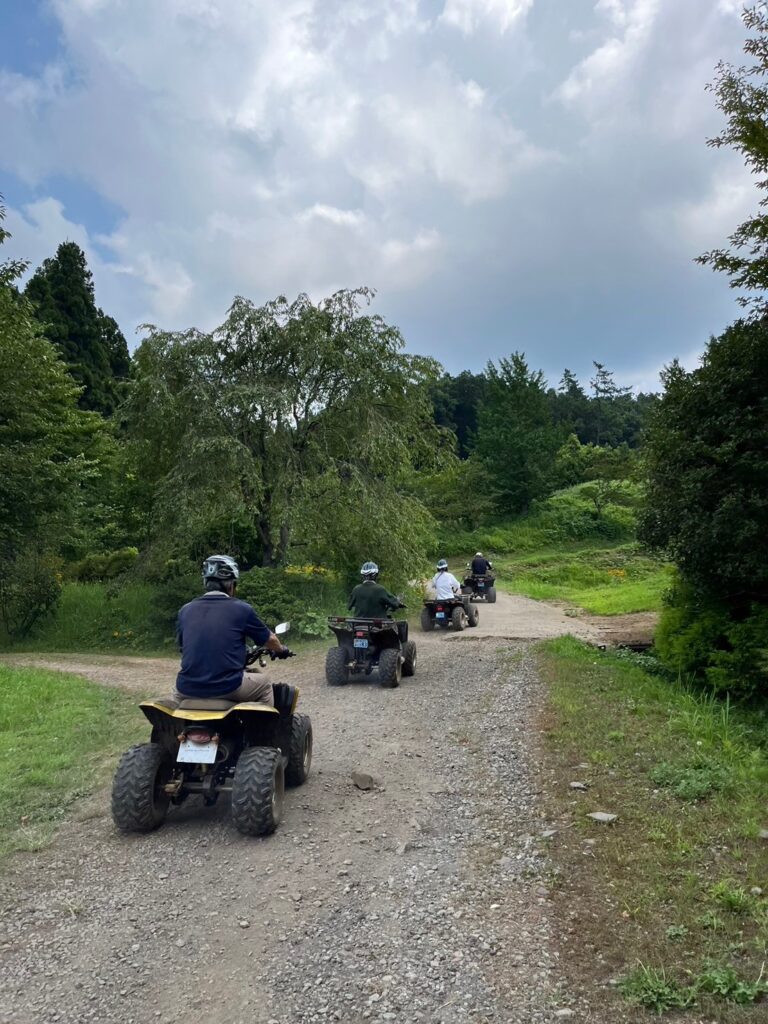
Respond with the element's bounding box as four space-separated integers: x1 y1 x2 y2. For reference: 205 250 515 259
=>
430 559 461 600
173 555 288 707
471 551 493 575
348 561 402 618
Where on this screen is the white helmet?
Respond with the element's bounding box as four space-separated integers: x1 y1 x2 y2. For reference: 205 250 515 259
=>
202 554 239 582
436 559 448 571
360 561 379 579
475 552 483 557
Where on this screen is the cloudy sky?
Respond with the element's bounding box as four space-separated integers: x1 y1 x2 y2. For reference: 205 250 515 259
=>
0 0 756 388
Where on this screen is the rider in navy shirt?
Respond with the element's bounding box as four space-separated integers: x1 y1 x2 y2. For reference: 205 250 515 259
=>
173 555 285 705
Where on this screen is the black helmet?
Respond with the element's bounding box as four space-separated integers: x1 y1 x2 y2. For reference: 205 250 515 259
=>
202 554 240 582
360 561 379 579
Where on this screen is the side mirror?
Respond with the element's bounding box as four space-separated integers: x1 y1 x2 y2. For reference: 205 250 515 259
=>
275 621 290 635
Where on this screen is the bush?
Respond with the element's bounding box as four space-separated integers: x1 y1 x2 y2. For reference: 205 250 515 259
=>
71 547 138 582
436 483 636 557
238 565 346 638
656 580 768 698
0 549 63 639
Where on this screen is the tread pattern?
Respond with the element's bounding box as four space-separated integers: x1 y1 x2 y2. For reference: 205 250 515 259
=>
420 608 434 632
325 646 349 686
402 640 417 677
111 743 170 833
231 746 283 836
451 606 466 631
285 714 313 786
378 648 401 688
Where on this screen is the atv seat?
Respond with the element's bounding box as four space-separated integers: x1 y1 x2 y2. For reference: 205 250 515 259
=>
177 698 236 711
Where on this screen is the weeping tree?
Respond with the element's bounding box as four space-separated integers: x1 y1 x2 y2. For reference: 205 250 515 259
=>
127 288 441 576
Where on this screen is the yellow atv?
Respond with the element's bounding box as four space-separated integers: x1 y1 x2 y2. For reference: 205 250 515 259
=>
111 624 311 837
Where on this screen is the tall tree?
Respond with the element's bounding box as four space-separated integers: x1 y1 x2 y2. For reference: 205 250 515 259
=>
589 362 632 446
127 288 441 571
698 4 768 314
0 203 104 634
25 242 129 416
475 353 560 514
430 371 489 457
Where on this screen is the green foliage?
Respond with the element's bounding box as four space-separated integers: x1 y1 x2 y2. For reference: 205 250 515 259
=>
474 352 561 514
429 370 489 457
70 547 139 582
709 880 755 915
656 579 768 697
127 288 441 569
0 664 143 855
640 321 768 603
410 456 496 532
0 202 105 635
237 565 347 636
0 550 63 639
698 6 768 312
618 965 696 1013
24 241 129 416
650 757 729 802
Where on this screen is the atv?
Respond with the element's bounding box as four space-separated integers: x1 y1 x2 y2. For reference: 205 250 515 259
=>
111 623 311 837
462 568 497 603
326 613 416 688
421 594 479 632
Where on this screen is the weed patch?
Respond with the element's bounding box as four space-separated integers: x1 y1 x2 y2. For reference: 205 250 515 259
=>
537 637 768 1020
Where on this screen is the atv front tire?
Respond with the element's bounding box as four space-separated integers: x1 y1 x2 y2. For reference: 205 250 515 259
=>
378 648 402 688
468 605 480 627
420 608 434 632
111 743 172 833
486 587 497 603
402 640 417 677
326 646 350 686
231 747 284 836
451 606 467 631
286 714 313 786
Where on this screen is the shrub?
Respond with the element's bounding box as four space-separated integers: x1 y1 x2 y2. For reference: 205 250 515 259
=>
71 546 138 582
656 579 768 698
0 550 62 639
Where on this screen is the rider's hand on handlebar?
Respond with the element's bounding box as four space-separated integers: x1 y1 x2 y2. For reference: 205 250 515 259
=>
271 645 295 660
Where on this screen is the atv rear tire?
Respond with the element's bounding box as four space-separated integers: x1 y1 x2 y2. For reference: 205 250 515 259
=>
379 648 402 688
402 640 417 677
451 606 467 631
420 608 434 632
486 587 497 603
286 714 313 786
325 646 349 686
468 605 480 627
231 747 284 836
111 743 172 833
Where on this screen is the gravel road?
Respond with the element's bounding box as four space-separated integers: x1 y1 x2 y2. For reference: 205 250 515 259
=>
2 592 597 1024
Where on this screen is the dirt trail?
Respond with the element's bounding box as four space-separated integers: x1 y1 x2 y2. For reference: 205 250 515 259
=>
2 594 615 1024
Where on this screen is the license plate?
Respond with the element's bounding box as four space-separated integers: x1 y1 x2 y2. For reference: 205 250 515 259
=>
177 739 218 764
353 638 369 648
478 583 485 588
436 611 445 619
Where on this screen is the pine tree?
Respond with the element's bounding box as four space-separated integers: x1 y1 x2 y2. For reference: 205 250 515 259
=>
25 242 129 415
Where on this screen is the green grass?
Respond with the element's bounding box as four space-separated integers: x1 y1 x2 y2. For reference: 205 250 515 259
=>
537 637 768 1019
3 582 163 653
0 665 146 857
493 542 671 615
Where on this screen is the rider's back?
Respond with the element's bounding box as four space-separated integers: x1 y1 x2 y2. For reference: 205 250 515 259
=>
176 592 269 696
349 581 397 618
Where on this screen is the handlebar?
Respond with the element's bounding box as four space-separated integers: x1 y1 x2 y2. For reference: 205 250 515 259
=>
245 645 295 666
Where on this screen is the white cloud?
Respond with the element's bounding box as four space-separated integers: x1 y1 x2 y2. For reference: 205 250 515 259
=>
557 0 661 113
440 0 534 35
0 0 752 378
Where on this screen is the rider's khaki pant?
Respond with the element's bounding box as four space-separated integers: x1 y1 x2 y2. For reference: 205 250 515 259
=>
171 673 274 707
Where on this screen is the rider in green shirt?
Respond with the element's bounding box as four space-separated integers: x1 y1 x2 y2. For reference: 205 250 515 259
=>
348 561 401 618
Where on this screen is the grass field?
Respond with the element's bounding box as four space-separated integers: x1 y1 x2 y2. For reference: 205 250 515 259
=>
536 638 768 1019
493 542 671 615
0 665 146 857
